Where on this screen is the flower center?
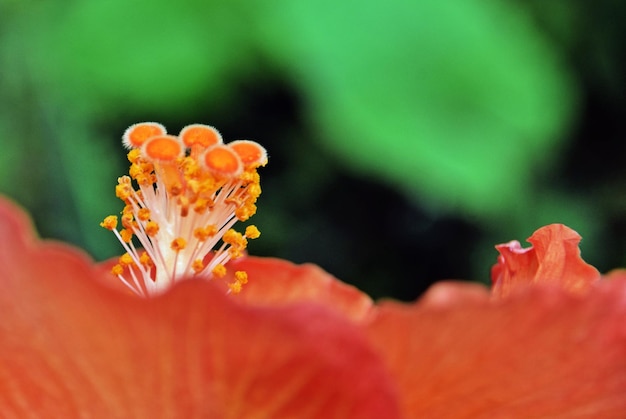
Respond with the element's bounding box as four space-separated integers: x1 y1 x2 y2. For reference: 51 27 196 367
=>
101 122 267 297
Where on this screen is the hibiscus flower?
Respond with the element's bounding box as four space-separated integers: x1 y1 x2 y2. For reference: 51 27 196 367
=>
0 196 399 418
1 123 625 417
232 226 626 417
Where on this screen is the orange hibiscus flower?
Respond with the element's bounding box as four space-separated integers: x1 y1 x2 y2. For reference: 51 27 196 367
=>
1 123 625 417
233 225 626 418
0 196 400 417
3 200 626 418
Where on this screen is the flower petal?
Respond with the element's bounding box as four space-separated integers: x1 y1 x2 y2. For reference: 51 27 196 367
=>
604 269 626 282
492 224 600 298
231 257 374 322
0 197 401 418
365 280 626 417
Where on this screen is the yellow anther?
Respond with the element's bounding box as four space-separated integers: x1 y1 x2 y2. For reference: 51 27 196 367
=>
127 148 142 164
245 225 260 239
193 198 210 213
247 183 262 198
201 145 243 178
142 135 184 162
111 264 124 276
136 174 153 186
137 208 151 221
212 264 227 278
193 225 217 241
120 229 133 243
119 253 134 266
235 203 257 221
228 281 242 294
181 156 200 177
234 270 248 285
123 122 166 149
225 230 248 259
186 179 201 196
129 164 143 179
198 177 217 193
171 238 187 251
240 170 260 183
145 221 159 236
100 215 118 231
179 124 222 148
168 180 184 197
223 229 244 246
140 251 152 267
115 180 133 201
228 271 249 294
192 259 204 273
229 140 268 168
129 161 154 184
121 212 134 229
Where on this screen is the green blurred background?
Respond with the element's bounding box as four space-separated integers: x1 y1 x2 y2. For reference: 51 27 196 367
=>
1 0 624 300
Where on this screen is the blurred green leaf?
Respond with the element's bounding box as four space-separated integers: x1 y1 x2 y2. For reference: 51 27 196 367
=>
52 119 126 259
259 0 578 217
12 0 253 113
0 119 27 204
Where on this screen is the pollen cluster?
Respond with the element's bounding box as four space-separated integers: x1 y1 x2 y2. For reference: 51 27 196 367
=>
101 122 267 297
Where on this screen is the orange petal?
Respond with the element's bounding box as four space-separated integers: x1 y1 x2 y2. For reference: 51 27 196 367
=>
0 197 401 417
492 224 600 298
365 280 626 417
603 269 626 281
231 256 374 322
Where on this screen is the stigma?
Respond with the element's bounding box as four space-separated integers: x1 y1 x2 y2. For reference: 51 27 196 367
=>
101 122 267 297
